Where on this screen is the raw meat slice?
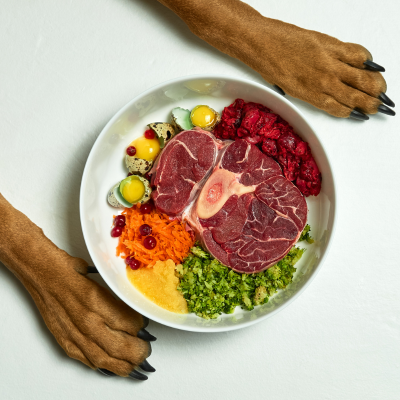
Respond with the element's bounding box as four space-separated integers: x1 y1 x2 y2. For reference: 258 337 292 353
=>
152 129 219 216
256 176 308 231
191 139 308 273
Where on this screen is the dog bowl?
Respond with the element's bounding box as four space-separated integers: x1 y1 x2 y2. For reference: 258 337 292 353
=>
80 75 336 332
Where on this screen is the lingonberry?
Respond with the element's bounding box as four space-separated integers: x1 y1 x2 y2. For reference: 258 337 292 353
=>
111 226 123 237
144 129 155 140
143 236 157 250
139 224 152 236
126 146 137 156
114 215 126 228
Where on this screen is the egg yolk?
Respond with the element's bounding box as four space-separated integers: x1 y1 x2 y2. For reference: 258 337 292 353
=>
190 105 216 128
122 179 145 203
129 136 160 161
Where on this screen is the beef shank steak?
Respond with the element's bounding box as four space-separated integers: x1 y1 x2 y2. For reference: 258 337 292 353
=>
153 131 308 274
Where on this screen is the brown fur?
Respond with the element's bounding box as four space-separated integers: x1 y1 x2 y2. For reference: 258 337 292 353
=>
158 0 386 117
0 193 149 376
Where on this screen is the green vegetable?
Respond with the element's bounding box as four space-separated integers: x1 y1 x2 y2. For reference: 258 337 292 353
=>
299 224 314 244
177 245 305 319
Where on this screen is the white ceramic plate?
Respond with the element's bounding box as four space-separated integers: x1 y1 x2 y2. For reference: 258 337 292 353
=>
80 75 337 332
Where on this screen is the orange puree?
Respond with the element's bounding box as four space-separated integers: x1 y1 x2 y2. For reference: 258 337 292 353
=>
127 259 188 314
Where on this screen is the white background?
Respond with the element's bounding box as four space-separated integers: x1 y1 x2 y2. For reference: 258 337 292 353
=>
0 0 399 399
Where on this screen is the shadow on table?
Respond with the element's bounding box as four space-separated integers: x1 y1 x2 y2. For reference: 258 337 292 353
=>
129 0 264 82
127 0 341 121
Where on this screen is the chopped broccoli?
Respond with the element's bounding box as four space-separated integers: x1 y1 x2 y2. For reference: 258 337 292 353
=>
267 265 281 280
254 286 267 306
191 246 210 259
177 245 305 319
299 224 314 244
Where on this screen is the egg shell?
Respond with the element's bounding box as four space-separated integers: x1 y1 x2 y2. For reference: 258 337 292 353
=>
140 179 152 204
191 106 221 132
171 107 194 132
107 183 124 208
148 122 175 143
125 155 153 175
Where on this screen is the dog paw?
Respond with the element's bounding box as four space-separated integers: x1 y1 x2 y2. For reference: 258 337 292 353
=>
40 269 158 380
260 23 395 119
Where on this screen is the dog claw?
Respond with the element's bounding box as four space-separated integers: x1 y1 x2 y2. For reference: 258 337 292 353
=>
364 60 385 72
349 110 369 121
98 368 150 381
274 85 285 96
379 93 395 108
142 315 150 328
139 359 156 373
87 266 98 273
129 370 148 381
377 104 396 116
137 328 157 342
98 368 116 377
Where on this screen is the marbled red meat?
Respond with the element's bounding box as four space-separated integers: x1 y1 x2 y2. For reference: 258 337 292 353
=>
152 129 219 216
214 99 321 196
187 140 308 274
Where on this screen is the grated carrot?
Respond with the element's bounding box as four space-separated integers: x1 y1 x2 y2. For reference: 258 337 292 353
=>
116 204 195 268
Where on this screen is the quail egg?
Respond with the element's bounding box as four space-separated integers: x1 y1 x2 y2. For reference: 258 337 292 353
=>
107 175 151 208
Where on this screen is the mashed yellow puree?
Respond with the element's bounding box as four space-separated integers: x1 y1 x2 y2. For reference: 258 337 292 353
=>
127 259 188 314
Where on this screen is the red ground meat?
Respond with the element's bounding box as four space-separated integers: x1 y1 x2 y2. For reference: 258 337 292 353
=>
262 138 278 157
213 98 244 140
214 99 322 196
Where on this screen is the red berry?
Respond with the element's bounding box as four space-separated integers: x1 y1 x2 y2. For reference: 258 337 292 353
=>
114 215 126 228
139 224 152 236
126 146 136 156
140 202 153 214
143 236 157 250
111 226 123 237
144 129 155 140
125 256 141 270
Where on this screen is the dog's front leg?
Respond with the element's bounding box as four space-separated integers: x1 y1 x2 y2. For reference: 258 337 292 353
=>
158 0 394 119
0 193 155 379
